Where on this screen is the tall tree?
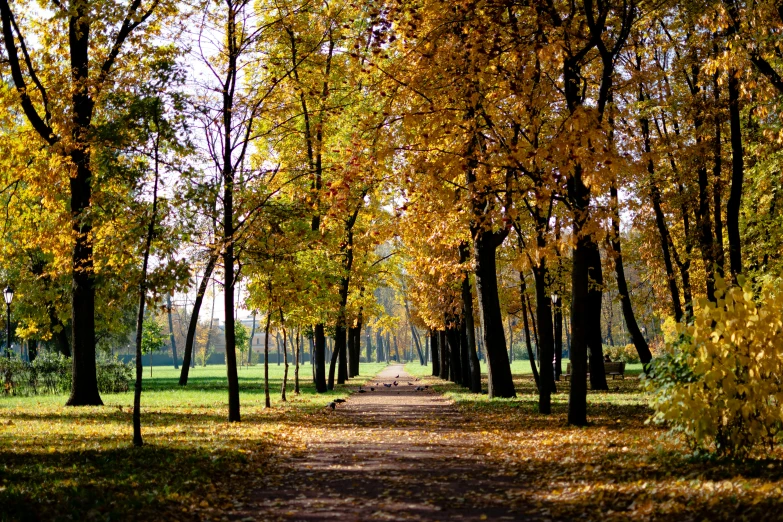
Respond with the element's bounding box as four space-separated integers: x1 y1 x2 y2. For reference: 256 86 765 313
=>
0 0 171 406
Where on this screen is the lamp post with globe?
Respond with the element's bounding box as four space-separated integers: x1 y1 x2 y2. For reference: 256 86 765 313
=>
3 286 13 358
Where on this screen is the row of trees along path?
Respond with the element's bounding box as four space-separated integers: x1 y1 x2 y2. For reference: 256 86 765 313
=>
231 365 535 522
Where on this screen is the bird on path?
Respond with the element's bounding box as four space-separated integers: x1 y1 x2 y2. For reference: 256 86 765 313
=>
370 387 375 391
395 374 400 378
334 398 346 403
393 381 399 386
424 385 430 389
383 383 392 388
358 389 367 393
407 382 413 386
415 386 424 391
326 402 336 410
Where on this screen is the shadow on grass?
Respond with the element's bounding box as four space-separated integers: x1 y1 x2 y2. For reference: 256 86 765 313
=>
0 442 272 522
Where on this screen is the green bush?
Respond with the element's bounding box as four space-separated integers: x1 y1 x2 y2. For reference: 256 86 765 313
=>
96 357 132 393
32 351 71 394
604 344 641 364
0 351 132 397
0 356 35 396
645 278 783 458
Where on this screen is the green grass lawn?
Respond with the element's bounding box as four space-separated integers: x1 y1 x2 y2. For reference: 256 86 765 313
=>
0 361 389 521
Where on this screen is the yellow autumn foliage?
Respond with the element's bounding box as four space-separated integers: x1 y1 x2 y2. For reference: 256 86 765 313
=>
647 277 783 458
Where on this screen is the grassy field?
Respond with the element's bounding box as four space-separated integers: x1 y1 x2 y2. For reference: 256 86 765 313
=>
0 362 389 522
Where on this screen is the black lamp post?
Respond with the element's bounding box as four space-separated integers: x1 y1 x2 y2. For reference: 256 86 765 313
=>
3 286 13 358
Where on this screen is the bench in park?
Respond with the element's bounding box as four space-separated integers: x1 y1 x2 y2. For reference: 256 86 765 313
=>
563 361 626 380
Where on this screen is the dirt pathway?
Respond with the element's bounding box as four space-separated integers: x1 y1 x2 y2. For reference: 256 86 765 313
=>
231 365 541 522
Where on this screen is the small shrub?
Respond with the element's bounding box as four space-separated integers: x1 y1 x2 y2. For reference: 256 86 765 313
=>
0 351 132 397
0 356 34 396
32 351 71 394
604 344 641 364
646 278 783 458
96 357 133 393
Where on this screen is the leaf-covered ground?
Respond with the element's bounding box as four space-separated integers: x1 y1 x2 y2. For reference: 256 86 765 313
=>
2 361 783 521
404 363 783 521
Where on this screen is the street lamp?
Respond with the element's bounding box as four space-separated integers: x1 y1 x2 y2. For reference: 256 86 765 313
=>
551 293 559 305
3 286 13 358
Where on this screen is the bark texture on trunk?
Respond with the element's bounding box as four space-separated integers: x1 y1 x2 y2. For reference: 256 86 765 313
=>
280 310 288 401
587 245 608 391
438 330 449 380
533 267 556 412
167 295 179 369
609 185 653 365
553 294 563 380
430 330 440 376
727 70 744 282
473 232 516 398
264 311 271 408
520 273 540 391
294 330 300 394
446 320 461 385
328 324 346 390
459 252 482 393
313 323 326 392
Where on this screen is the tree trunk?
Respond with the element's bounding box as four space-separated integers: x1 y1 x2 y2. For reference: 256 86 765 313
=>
352 316 361 376
365 325 372 363
533 265 556 413
473 231 516 398
696 130 717 301
567 160 593 426
50 312 71 358
430 330 440 376
280 309 288 402
404 297 425 365
713 73 726 280
294 329 301 395
314 324 326 392
446 320 461 385
520 274 540 391
167 294 179 369
328 324 347 390
346 326 356 379
64 4 101 407
338 324 348 384
609 185 653 365
553 294 563 380
507 318 514 363
132 137 162 445
438 330 449 380
180 253 217 385
649 179 683 321
727 70 744 282
248 311 257 366
459 317 472 390
587 245 608 391
376 330 384 362
264 310 271 408
523 289 539 362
